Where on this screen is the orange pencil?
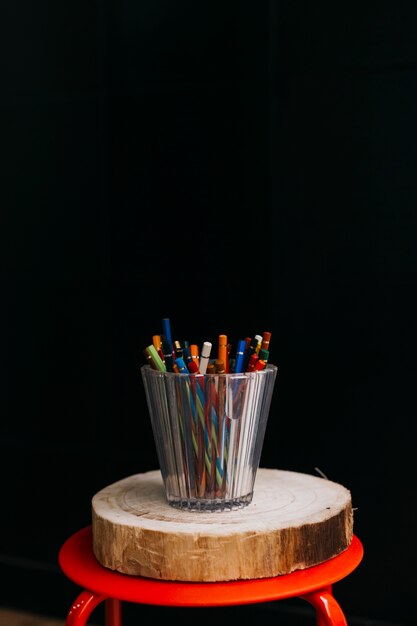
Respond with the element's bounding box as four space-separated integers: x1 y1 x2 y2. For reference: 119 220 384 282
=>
152 335 165 363
152 335 162 350
218 334 228 372
190 344 200 369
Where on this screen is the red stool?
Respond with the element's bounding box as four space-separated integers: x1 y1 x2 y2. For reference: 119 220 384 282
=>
59 526 363 626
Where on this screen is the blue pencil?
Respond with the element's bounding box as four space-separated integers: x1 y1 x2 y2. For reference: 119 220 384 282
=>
234 339 247 373
162 317 172 350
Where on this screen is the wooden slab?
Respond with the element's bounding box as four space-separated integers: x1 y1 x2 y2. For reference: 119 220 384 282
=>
92 468 353 582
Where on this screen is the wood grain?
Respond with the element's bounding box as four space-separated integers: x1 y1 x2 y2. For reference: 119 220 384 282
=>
92 468 353 581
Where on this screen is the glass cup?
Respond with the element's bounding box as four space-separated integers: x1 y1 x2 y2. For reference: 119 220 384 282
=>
141 363 278 512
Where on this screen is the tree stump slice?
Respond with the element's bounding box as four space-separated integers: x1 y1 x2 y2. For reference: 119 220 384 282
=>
91 468 353 582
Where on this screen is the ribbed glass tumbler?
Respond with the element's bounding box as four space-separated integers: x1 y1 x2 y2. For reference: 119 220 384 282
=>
141 363 278 511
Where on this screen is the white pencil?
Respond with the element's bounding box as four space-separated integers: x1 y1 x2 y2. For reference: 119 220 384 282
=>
199 341 212 375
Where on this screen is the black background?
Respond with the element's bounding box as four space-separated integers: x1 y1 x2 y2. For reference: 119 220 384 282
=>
2 2 417 625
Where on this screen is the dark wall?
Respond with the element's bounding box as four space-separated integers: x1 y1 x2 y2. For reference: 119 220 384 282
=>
2 2 417 625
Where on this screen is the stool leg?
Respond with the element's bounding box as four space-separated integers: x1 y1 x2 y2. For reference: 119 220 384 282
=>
105 598 122 626
301 587 347 626
315 585 333 626
66 590 108 626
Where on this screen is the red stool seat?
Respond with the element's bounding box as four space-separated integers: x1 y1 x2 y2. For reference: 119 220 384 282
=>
59 526 363 626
